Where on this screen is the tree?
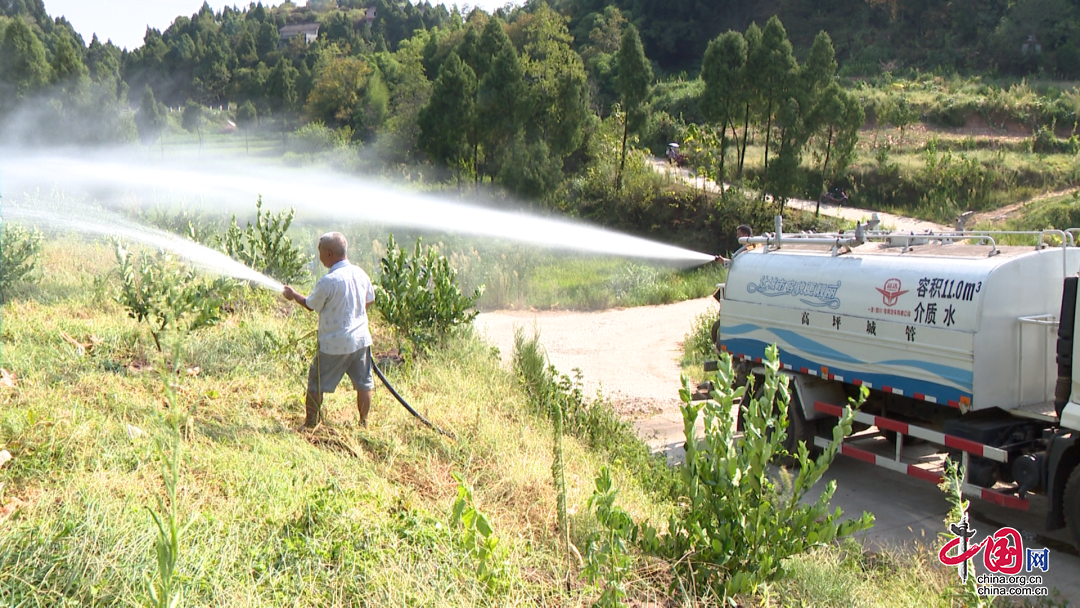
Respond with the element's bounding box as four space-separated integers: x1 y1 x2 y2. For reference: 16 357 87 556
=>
135 85 168 146
182 99 203 147
614 23 651 191
0 16 51 101
50 29 87 86
304 50 372 129
754 16 798 200
266 58 299 144
515 4 589 164
476 33 525 182
417 52 476 185
355 66 389 141
235 99 257 152
700 30 746 183
735 22 762 178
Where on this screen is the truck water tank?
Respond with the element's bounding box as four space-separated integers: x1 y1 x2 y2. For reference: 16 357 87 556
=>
719 242 1080 412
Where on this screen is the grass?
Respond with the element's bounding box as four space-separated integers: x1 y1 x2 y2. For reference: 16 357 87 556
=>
0 236 1019 606
0 239 680 604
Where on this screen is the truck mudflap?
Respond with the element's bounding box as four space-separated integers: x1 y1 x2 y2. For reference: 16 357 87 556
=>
813 400 1030 511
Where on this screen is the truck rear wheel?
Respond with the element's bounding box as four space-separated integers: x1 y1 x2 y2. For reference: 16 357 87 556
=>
1065 465 1080 550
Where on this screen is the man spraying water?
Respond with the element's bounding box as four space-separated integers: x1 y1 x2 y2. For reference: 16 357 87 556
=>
283 232 376 430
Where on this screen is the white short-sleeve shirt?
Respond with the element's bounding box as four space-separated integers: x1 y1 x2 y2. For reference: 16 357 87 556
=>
305 260 376 355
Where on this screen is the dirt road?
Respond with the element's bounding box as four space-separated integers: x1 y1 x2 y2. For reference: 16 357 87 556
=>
475 297 718 418
648 158 950 233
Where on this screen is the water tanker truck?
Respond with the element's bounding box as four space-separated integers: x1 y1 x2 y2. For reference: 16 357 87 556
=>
708 218 1080 549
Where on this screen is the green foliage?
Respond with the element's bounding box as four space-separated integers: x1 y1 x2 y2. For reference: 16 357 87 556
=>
375 234 481 349
146 361 194 608
0 16 51 100
114 242 236 352
220 196 306 284
450 471 504 592
181 100 203 138
135 85 168 145
918 138 990 218
417 51 476 182
1031 121 1080 155
0 223 42 300
937 460 992 607
551 388 571 584
615 24 652 190
638 347 874 596
511 328 678 498
583 467 635 608
681 309 718 368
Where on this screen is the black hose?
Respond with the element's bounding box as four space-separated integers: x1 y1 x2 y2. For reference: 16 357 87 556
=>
372 360 456 440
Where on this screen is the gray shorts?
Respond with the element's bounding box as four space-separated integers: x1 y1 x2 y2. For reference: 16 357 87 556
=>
307 347 374 393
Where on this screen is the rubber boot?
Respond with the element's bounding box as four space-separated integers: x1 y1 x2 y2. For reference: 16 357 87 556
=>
303 391 322 429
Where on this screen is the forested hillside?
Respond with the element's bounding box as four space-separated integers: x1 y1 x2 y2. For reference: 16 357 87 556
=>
3 0 1080 247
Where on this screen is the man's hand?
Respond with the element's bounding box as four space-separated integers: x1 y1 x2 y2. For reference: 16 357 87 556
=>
283 285 297 301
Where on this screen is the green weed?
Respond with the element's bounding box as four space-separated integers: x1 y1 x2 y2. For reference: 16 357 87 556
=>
0 223 43 302
639 347 874 597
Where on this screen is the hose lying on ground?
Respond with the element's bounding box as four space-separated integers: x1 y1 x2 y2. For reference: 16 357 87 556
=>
372 360 456 440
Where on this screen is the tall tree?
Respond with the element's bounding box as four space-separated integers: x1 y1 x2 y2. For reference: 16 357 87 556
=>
700 30 746 183
182 99 203 147
475 18 524 182
614 23 651 191
235 99 257 152
515 4 589 164
266 58 299 144
135 85 168 146
754 16 797 200
417 51 476 185
0 16 51 101
735 22 761 178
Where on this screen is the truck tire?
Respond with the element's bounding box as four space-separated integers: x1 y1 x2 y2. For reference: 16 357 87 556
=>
786 389 820 459
1065 465 1080 550
752 382 819 463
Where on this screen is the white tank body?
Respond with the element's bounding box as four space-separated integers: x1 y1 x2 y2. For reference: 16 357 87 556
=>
719 242 1080 411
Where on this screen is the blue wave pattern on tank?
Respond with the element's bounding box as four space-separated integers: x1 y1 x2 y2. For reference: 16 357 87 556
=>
720 325 974 404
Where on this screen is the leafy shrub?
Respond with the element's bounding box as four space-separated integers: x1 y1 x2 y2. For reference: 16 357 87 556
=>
375 234 482 349
0 223 43 301
115 242 237 352
583 467 635 608
638 347 874 596
926 95 977 128
681 309 717 368
141 205 222 244
220 196 307 284
1030 121 1080 154
450 472 505 592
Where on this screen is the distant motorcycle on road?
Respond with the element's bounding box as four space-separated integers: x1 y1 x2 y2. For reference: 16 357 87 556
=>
666 142 689 167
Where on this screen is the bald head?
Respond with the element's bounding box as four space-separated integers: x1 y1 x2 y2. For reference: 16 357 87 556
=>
319 232 348 258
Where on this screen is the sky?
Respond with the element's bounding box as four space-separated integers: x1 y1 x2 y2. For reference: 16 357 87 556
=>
43 0 521 51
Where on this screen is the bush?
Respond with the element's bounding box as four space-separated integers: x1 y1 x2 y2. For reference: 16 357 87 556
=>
375 234 482 350
1031 121 1080 154
0 224 43 301
638 347 874 596
115 242 237 352
220 196 307 284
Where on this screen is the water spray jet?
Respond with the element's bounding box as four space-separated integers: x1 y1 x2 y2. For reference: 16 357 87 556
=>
3 152 716 265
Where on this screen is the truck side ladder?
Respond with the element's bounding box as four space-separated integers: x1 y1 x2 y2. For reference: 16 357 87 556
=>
812 401 1030 511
